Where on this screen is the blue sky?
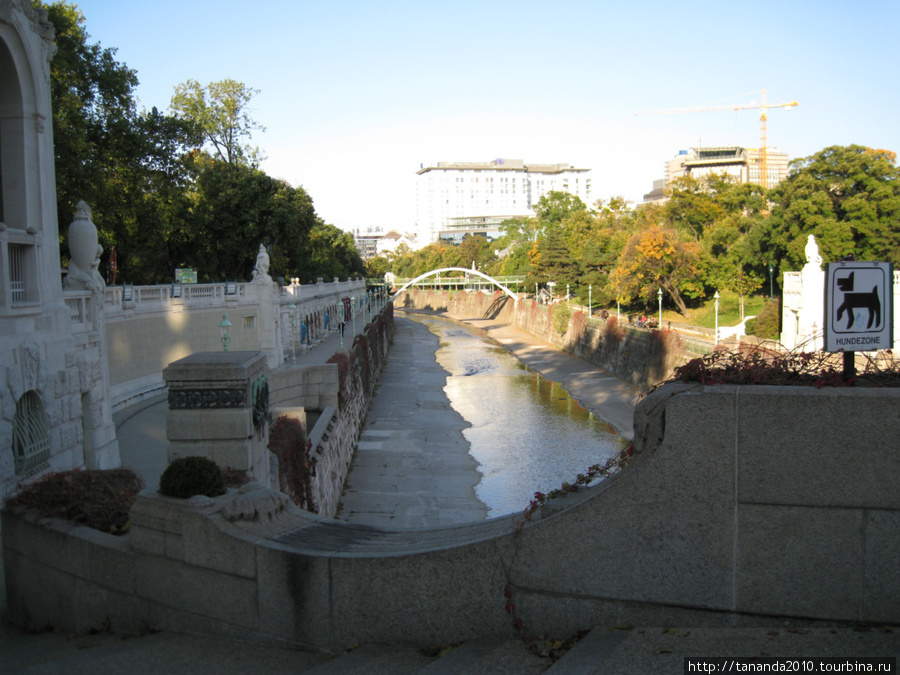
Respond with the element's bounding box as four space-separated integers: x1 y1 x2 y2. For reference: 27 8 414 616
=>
72 0 899 233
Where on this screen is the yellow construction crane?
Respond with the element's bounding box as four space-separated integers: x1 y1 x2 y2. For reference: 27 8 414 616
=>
636 90 798 189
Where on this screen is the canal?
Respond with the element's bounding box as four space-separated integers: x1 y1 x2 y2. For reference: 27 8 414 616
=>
411 313 628 517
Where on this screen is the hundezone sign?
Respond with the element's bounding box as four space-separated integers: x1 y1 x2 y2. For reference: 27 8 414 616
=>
824 261 893 353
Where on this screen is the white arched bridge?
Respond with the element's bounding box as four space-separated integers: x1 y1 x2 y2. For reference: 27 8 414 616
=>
390 268 523 302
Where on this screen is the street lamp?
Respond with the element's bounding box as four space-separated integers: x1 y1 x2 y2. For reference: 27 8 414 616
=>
289 302 296 364
714 291 720 344
657 287 663 329
768 264 774 299
351 296 356 337
218 314 231 352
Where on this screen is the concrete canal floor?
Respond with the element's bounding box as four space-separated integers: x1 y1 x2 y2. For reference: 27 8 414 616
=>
338 311 641 528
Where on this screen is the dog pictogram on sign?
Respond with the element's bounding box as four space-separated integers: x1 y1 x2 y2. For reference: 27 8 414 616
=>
824 261 893 352
835 271 881 330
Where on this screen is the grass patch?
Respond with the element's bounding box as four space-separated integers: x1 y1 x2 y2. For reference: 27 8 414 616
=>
662 292 769 329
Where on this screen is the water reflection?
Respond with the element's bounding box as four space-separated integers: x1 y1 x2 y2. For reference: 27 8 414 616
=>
412 314 627 517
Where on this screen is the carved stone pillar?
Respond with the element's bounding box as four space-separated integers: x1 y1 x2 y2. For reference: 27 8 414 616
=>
163 351 271 488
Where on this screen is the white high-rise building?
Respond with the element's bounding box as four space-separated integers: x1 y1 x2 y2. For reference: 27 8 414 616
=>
415 159 592 246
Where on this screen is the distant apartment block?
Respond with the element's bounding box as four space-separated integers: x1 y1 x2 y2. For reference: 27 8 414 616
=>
416 159 592 246
645 146 790 203
350 226 383 261
350 226 417 261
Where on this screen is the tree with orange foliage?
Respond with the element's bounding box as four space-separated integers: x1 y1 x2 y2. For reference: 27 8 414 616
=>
609 225 702 316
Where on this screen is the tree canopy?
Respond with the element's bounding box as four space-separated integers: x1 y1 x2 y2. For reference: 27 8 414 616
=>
368 145 899 319
170 78 266 166
39 1 201 282
766 145 900 268
40 1 362 284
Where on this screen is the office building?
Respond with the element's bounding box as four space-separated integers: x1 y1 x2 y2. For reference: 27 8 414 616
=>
416 159 592 246
664 146 790 189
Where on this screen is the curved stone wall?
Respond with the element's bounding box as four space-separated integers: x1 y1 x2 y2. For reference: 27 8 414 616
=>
4 384 898 650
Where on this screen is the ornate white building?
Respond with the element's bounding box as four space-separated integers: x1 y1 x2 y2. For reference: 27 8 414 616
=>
1 0 120 499
415 159 592 246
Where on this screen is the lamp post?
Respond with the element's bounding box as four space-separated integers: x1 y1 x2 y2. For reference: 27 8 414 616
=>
657 287 663 329
566 284 570 305
617 299 620 321
714 291 720 344
589 285 592 317
351 296 356 337
218 314 231 352
768 264 774 299
289 302 296 364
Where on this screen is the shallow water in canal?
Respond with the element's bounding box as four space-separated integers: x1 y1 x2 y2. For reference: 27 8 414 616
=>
410 314 628 518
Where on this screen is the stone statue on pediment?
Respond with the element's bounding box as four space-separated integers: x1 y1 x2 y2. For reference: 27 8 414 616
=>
252 244 272 284
804 234 822 268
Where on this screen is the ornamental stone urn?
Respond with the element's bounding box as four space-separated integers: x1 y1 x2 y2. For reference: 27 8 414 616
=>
63 201 105 293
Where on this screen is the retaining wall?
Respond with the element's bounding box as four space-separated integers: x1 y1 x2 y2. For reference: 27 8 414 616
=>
103 278 366 413
266 306 394 517
4 383 898 650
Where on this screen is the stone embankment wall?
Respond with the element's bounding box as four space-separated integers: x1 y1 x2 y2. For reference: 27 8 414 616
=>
267 304 394 517
395 289 706 388
4 383 898 650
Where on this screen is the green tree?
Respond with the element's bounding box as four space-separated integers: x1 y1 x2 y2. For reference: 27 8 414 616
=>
767 145 900 268
305 222 366 282
179 162 317 282
663 174 728 241
170 78 266 166
533 229 579 291
457 234 494 271
39 1 200 284
532 190 588 225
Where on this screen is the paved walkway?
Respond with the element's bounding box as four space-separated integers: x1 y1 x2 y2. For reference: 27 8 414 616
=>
338 316 488 527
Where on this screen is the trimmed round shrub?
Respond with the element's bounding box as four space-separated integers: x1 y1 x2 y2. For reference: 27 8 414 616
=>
159 456 226 499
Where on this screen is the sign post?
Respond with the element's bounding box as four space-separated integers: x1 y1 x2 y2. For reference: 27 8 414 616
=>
824 261 893 381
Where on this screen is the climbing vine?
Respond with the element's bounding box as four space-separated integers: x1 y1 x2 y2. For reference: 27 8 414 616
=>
502 441 636 646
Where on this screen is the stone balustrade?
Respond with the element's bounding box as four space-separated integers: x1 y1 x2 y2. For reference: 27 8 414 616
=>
101 278 365 412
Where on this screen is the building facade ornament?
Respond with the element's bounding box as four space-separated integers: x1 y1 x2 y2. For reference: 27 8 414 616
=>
167 388 245 410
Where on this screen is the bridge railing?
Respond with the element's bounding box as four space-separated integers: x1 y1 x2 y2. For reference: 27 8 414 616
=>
392 275 526 289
